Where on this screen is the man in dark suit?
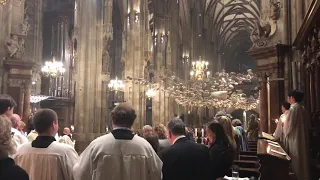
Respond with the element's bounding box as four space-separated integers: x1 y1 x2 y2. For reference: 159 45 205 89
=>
159 118 211 180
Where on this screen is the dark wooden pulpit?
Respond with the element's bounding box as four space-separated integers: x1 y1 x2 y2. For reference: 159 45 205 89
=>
257 139 291 180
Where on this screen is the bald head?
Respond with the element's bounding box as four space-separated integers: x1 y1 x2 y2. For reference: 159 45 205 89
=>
63 127 71 135
11 114 21 129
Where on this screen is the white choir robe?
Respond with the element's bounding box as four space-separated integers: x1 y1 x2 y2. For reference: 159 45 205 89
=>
14 141 79 180
59 135 75 148
283 103 310 180
11 128 28 150
73 133 163 180
273 110 289 143
27 130 38 142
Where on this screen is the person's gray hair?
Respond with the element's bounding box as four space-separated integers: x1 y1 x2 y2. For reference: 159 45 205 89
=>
143 125 152 132
167 118 186 136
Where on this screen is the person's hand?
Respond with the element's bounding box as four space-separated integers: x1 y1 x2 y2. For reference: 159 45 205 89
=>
274 119 279 124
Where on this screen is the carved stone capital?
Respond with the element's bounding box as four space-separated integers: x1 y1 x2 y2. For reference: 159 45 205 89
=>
8 79 31 88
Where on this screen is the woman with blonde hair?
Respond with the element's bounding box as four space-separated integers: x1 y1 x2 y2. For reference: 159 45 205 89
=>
216 116 240 159
247 114 259 141
153 124 170 151
0 115 29 180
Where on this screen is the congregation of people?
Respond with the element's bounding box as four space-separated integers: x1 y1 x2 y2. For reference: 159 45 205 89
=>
0 89 310 180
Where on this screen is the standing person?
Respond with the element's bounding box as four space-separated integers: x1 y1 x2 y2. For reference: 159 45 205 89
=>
73 103 162 180
153 124 171 151
216 116 239 159
58 127 74 148
284 90 310 180
247 115 259 141
11 114 28 152
159 118 211 180
144 133 160 153
0 94 17 119
206 120 234 179
273 102 290 143
142 125 153 137
0 115 29 180
14 109 79 180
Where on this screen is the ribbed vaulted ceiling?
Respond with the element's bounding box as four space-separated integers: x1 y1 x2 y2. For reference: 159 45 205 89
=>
205 0 260 72
205 0 260 49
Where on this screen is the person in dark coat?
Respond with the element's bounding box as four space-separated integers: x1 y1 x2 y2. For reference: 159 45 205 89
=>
159 118 211 180
206 120 234 179
0 115 29 180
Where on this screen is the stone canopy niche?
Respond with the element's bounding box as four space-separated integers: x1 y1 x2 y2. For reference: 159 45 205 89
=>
3 58 35 122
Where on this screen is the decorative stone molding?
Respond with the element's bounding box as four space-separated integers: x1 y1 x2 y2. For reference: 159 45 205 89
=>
9 79 31 88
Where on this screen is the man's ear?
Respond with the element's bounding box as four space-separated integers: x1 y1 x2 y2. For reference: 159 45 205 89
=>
168 131 172 138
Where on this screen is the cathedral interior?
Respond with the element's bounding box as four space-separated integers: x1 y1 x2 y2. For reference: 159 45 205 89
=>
1 0 320 179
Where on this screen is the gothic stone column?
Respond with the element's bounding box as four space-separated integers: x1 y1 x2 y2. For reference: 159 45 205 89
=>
258 73 268 133
73 0 109 152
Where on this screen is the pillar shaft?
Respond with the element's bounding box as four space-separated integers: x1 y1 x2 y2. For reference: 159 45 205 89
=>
259 74 269 133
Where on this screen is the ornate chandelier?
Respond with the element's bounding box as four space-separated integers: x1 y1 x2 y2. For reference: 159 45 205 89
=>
0 0 6 5
166 69 258 110
108 77 124 92
41 57 65 78
190 56 210 80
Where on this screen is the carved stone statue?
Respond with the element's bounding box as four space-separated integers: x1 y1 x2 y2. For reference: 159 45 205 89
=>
4 34 26 60
250 21 271 48
5 34 20 57
269 1 280 20
21 15 30 36
102 36 112 73
4 15 30 60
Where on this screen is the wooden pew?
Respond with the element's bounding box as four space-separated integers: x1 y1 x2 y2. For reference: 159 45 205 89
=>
234 160 261 169
239 155 259 161
240 151 257 156
257 139 291 180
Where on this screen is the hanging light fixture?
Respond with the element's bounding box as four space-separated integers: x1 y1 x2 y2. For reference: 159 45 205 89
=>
41 57 66 78
190 56 210 80
146 88 156 99
108 77 124 91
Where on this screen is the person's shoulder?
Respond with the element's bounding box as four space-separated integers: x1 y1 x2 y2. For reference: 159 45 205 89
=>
5 164 29 180
16 142 32 151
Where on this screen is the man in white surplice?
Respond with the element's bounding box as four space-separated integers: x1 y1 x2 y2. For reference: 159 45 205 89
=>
14 109 79 180
73 103 162 180
273 102 290 143
283 90 310 180
11 114 28 152
59 127 75 148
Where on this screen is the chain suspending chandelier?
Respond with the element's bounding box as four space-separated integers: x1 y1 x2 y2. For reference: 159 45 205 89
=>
41 57 66 78
190 56 210 80
108 77 125 92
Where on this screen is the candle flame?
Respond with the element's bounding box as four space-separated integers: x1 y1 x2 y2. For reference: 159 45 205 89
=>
267 145 271 153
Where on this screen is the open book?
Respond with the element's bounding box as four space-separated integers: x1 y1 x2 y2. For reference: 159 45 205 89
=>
260 131 275 141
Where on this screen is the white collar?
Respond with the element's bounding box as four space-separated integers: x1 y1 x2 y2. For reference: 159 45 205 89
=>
113 127 131 131
173 135 186 144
